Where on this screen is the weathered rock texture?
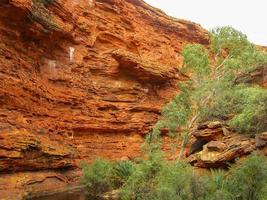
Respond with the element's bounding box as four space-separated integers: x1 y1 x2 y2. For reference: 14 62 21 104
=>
0 0 209 198
0 128 75 172
0 170 81 199
235 64 267 87
187 121 259 168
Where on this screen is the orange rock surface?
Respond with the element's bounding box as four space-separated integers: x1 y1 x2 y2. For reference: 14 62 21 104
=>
0 0 209 198
187 121 257 168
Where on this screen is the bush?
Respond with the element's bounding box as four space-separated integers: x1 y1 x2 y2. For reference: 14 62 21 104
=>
109 160 135 188
203 169 233 200
121 153 206 200
81 158 112 199
201 85 267 135
120 152 164 200
229 86 267 135
227 154 267 200
81 154 267 200
119 153 267 200
81 159 135 199
154 162 205 200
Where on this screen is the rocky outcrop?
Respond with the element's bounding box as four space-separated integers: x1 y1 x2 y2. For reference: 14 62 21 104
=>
235 65 267 86
0 128 75 172
0 0 209 166
187 122 260 168
256 132 267 156
0 0 209 198
112 50 182 83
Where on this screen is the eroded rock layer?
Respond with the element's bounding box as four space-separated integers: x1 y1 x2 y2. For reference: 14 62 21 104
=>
186 121 267 168
0 0 209 198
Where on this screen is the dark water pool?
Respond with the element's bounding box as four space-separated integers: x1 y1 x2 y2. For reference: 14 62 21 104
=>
28 190 85 200
27 187 117 200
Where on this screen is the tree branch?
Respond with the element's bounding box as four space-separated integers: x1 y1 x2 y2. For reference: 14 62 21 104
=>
177 90 215 161
215 53 233 71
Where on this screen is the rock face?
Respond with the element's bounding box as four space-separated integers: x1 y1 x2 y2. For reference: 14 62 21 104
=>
235 64 267 86
0 128 75 172
0 0 209 198
187 122 257 168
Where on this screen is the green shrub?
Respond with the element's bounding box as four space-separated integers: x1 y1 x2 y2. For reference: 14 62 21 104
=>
121 154 205 200
80 155 267 200
81 158 112 199
81 159 135 199
119 153 267 200
229 86 267 135
227 154 267 200
202 170 233 200
154 162 206 200
120 152 164 200
109 160 135 188
200 85 267 135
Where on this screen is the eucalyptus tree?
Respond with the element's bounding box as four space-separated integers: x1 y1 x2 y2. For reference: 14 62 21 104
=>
150 26 267 160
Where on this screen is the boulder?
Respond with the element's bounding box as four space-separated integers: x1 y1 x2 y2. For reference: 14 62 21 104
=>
187 122 256 168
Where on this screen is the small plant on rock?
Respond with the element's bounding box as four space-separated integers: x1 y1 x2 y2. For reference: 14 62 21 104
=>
30 0 59 31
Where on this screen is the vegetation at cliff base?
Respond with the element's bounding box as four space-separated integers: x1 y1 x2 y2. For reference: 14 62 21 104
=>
81 154 267 200
81 159 135 199
81 27 267 200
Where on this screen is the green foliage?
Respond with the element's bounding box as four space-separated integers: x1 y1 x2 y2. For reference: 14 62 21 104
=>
81 155 267 200
227 154 267 200
154 162 206 200
118 153 267 200
182 44 210 76
120 152 164 200
30 0 59 31
120 157 201 200
229 86 267 134
109 160 135 188
160 87 191 136
81 159 135 199
81 158 112 199
203 169 233 200
121 152 220 200
153 26 267 151
201 85 267 135
211 26 249 57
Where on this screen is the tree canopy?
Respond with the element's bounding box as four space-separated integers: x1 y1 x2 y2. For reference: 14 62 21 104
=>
151 26 267 159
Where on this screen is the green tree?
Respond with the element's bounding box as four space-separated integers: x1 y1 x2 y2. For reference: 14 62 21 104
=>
227 154 267 200
152 26 267 160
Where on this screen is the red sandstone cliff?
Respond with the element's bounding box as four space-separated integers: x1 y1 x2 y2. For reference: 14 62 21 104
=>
0 0 211 198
